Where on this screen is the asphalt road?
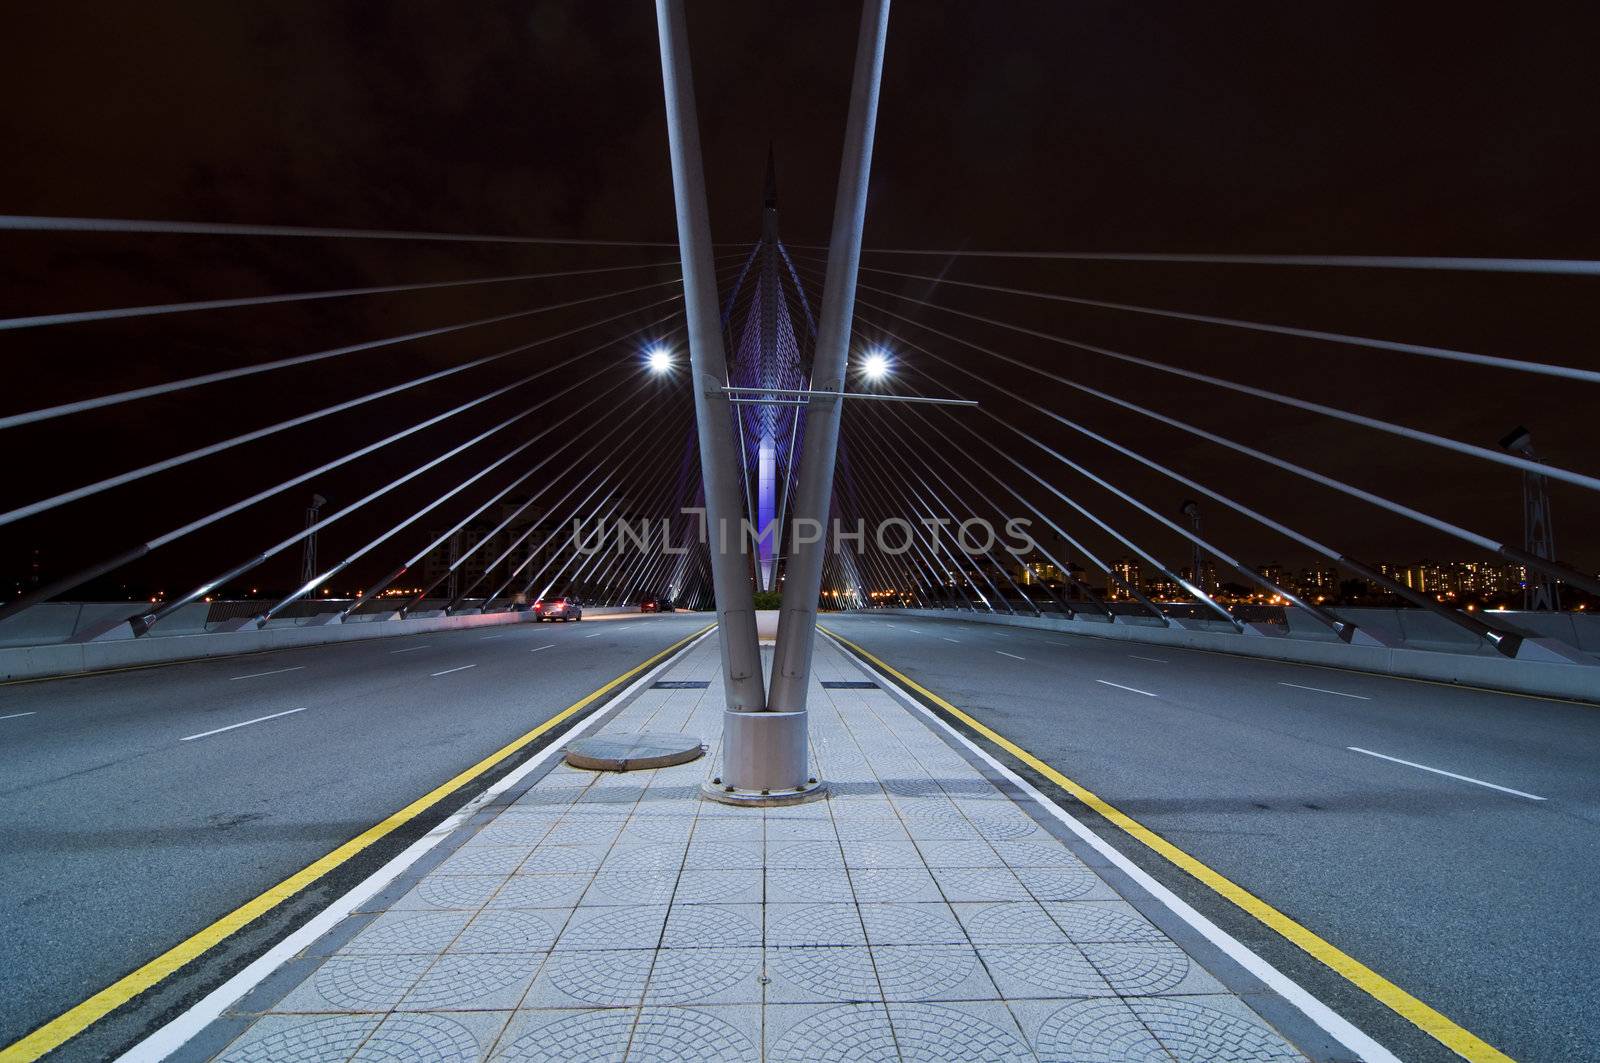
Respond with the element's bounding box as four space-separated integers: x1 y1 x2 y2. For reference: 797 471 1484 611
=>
823 612 1600 1063
0 611 707 1058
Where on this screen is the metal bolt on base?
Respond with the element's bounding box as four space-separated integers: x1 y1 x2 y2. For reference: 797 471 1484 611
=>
701 707 827 807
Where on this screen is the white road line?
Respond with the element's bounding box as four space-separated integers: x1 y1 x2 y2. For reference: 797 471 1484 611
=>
1348 747 1546 801
227 666 305 681
1096 679 1157 697
181 707 307 742
1129 654 1168 664
390 645 429 654
906 626 923 633
941 637 960 643
584 632 603 638
1280 682 1369 700
0 711 37 721
530 644 556 653
479 634 504 641
996 650 1026 661
430 664 477 678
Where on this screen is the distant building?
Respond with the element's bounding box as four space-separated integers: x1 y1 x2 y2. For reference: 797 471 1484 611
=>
1108 558 1141 599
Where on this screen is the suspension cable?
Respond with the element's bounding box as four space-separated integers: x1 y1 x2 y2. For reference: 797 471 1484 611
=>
0 257 705 332
0 292 691 527
0 213 750 248
851 301 1600 603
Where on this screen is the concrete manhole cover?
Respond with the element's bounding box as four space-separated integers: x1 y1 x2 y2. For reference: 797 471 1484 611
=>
565 732 705 771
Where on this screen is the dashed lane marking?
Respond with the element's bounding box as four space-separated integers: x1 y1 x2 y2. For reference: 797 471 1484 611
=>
227 666 305 681
430 664 477 678
1095 679 1157 697
996 650 1026 661
1348 747 1545 801
181 707 307 742
1281 682 1369 700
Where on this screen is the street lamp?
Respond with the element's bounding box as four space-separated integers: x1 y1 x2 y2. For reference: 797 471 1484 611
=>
646 346 673 373
861 348 891 381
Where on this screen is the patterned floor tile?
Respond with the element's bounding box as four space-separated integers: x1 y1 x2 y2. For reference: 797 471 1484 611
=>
976 943 1115 999
398 952 543 1010
215 1014 379 1063
888 1001 1035 1062
765 1003 897 1063
355 1010 507 1062
492 1008 636 1062
644 947 762 1005
765 947 879 1003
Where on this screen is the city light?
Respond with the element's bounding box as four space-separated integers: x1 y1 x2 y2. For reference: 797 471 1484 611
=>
861 348 891 380
646 346 673 373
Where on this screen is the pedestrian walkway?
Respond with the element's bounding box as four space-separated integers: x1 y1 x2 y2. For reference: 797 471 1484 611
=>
184 635 1314 1062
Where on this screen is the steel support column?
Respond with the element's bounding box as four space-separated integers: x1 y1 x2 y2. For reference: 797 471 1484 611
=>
655 0 765 716
769 0 892 715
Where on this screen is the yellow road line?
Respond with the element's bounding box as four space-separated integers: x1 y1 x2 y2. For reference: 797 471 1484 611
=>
0 624 712 1063
824 627 1516 1063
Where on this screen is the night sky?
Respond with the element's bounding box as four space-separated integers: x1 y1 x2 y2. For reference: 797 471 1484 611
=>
3 1 1598 600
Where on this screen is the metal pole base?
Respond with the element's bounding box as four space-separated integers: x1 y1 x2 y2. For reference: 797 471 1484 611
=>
701 777 827 807
701 708 827 807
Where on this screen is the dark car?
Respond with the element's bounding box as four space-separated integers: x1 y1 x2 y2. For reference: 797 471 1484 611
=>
639 595 668 613
533 596 583 622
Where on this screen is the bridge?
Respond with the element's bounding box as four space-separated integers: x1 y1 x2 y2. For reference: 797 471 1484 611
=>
1 3 1597 1063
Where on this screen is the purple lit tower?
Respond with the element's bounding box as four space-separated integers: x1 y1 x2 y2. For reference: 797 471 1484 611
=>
722 151 816 591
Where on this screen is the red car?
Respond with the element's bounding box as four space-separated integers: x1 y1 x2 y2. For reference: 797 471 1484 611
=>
533 597 583 622
639 595 668 613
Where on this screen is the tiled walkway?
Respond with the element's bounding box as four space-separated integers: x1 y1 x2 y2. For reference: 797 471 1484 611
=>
195 636 1311 1062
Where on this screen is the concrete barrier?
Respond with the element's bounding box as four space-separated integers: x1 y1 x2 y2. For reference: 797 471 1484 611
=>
0 603 656 682
862 608 1600 703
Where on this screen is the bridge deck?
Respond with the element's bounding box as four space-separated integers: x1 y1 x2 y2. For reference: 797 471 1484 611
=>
179 636 1313 1063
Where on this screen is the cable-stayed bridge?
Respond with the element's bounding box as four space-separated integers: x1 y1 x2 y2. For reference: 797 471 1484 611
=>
1 3 1597 1063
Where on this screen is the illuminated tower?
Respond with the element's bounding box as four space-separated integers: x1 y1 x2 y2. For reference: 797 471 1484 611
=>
723 151 815 591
